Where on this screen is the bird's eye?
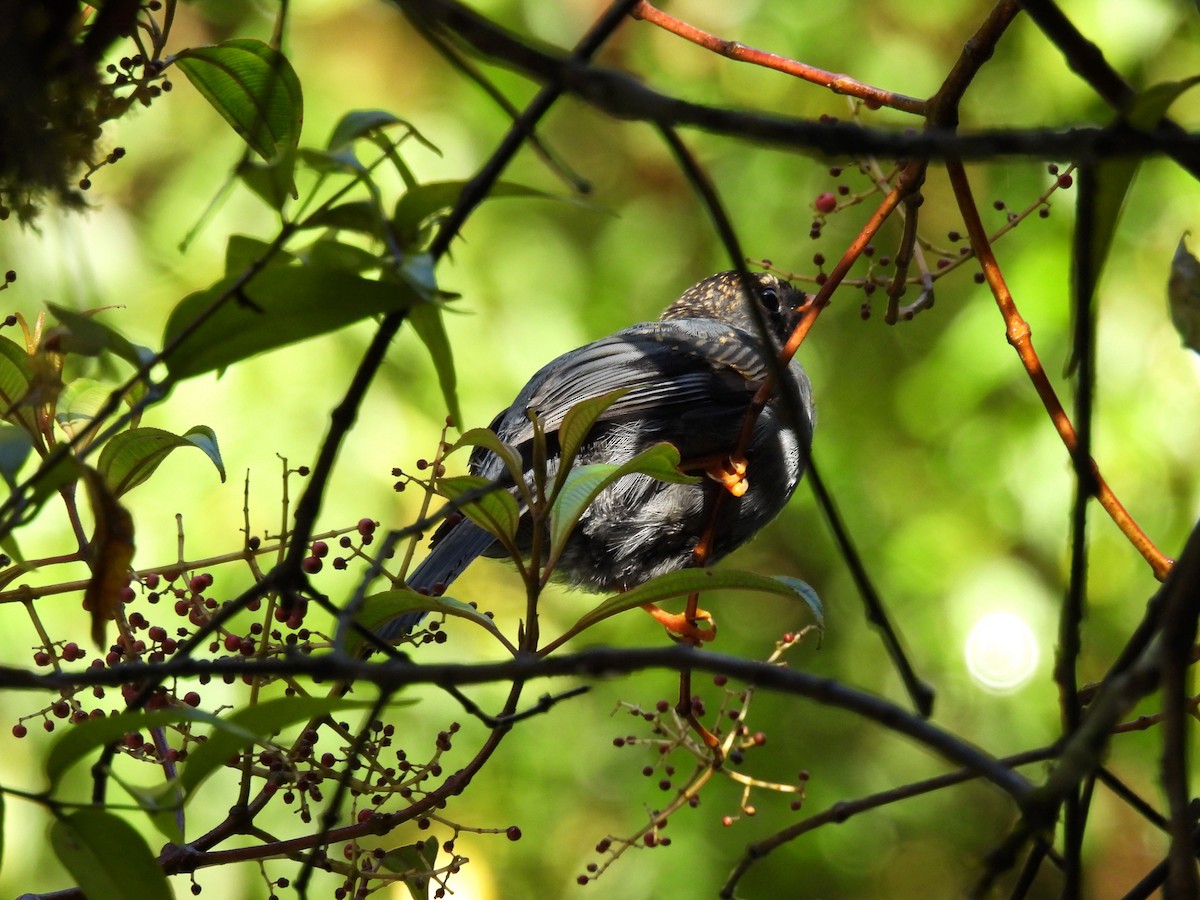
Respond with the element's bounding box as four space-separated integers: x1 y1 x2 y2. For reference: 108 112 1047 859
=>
759 287 780 312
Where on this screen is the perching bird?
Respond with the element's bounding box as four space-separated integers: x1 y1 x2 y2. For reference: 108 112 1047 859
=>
377 271 815 640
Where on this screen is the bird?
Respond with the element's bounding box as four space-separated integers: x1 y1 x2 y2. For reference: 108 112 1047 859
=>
375 270 815 642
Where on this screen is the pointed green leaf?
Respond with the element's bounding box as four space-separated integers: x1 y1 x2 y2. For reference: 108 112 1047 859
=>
328 109 416 150
549 442 696 557
381 836 440 899
97 425 225 496
566 569 823 636
46 305 149 369
349 589 508 655
162 266 422 382
409 303 461 428
0 424 33 490
298 199 383 236
0 334 36 433
237 147 300 210
1169 233 1200 353
306 239 383 274
1066 75 1200 374
551 387 629 497
54 378 112 435
449 429 525 488
112 772 186 844
50 809 171 900
436 475 521 547
392 180 555 247
173 39 303 165
224 234 296 277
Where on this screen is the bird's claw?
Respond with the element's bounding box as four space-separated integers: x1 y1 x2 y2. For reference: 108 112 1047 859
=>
642 603 717 644
705 457 749 498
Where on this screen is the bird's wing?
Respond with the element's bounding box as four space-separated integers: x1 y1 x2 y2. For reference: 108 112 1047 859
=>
487 319 772 453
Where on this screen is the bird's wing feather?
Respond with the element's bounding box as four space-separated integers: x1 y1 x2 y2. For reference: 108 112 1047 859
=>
490 320 771 448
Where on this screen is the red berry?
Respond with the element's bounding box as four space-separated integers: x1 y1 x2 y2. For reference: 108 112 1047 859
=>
506 826 522 841
813 192 837 214
12 723 27 738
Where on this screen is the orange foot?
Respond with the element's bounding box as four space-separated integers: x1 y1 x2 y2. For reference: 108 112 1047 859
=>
705 456 748 497
642 603 717 644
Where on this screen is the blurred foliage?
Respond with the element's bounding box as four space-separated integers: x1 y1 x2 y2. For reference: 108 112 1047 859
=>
2 0 1200 898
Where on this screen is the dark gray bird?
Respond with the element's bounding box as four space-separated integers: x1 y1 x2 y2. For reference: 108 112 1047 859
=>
377 271 815 640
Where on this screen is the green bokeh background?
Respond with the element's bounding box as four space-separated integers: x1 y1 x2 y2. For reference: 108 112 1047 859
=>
3 1 1200 897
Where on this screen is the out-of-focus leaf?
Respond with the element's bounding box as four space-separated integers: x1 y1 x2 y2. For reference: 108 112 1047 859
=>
0 334 37 433
224 234 296 277
0 424 33 490
408 303 461 427
173 39 303 165
237 147 299 210
1067 75 1200 375
549 442 696 559
327 109 426 151
46 304 149 369
111 773 186 844
162 266 422 382
180 695 395 795
307 239 382 274
97 425 225 496
297 200 382 236
80 466 135 647
349 589 507 656
565 569 824 637
50 809 171 900
1169 233 1200 353
392 180 555 247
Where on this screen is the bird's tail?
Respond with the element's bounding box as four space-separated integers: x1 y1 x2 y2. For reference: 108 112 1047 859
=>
372 519 498 642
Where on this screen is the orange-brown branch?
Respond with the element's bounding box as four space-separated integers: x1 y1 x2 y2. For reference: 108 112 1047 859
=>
630 2 926 115
946 158 1172 580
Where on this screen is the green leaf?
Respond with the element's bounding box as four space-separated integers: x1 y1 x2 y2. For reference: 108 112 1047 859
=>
381 836 439 899
1065 75 1200 375
408 303 461 428
237 146 299 210
162 266 422 382
224 234 296 277
567 569 824 636
0 424 33 490
548 442 696 558
297 146 368 175
46 305 149 369
436 475 521 547
298 199 383 236
97 425 225 496
306 238 382 274
551 388 629 498
180 695 394 795
50 809 172 900
328 109 413 150
349 589 508 655
448 429 524 486
392 180 554 248
111 772 186 844
1169 233 1200 353
54 378 112 435
0 334 36 433
173 39 303 165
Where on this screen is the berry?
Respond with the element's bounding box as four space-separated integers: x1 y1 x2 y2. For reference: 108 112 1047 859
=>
813 192 837 214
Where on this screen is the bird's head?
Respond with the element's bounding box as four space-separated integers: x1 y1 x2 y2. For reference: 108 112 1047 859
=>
661 271 804 344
